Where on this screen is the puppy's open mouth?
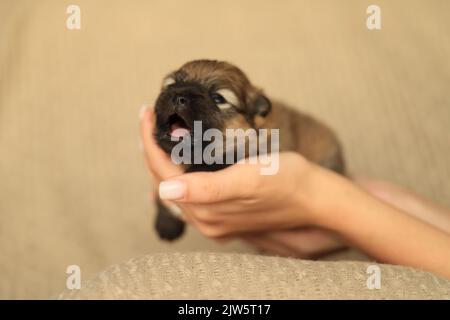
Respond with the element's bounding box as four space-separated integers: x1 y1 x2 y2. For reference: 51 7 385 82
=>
167 113 191 138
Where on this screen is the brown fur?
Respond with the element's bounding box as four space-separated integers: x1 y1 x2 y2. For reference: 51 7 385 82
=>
166 59 345 173
258 102 345 173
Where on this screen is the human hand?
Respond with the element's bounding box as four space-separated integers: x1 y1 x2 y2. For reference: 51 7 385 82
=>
140 107 331 238
140 107 450 279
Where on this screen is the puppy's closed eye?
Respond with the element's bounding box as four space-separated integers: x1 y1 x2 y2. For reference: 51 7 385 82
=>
214 89 239 110
211 93 227 105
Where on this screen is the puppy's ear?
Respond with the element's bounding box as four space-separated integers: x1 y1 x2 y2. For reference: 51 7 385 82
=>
248 90 272 117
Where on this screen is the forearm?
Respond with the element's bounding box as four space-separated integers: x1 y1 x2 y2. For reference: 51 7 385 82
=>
308 169 450 279
356 179 450 234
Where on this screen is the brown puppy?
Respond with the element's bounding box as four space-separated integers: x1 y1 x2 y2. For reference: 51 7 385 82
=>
153 60 344 240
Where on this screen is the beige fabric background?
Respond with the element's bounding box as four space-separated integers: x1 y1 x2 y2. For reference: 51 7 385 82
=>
58 253 450 300
0 0 449 299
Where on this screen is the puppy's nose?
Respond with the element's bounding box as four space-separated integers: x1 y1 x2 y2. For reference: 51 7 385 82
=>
172 95 189 108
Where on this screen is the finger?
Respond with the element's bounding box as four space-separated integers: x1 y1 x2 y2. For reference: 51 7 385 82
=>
179 201 264 224
265 228 346 257
212 235 233 244
158 163 262 203
148 189 192 223
242 234 298 257
139 107 183 180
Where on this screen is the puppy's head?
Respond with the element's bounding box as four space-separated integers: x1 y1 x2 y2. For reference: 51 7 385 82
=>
154 60 271 153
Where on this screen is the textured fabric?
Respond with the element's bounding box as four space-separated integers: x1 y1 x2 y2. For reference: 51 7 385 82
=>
58 252 450 299
1 1 450 299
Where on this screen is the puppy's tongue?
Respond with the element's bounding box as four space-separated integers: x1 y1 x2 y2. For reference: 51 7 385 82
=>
170 123 190 138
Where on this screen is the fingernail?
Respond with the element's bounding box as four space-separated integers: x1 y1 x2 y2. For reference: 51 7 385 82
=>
166 202 183 217
139 104 148 120
159 180 186 200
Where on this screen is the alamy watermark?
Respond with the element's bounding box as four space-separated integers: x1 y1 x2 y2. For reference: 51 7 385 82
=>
169 121 280 175
367 5 381 30
66 5 81 30
366 264 381 289
66 264 81 290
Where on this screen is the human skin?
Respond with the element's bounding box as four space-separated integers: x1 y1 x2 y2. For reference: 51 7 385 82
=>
243 179 450 260
140 107 450 279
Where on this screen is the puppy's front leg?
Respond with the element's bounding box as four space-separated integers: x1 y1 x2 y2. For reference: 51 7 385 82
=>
155 198 185 241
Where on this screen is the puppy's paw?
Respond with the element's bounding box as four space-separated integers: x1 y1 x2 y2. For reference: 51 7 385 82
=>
155 208 185 241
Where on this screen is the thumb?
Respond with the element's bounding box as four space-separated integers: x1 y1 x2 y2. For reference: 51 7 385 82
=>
158 164 261 204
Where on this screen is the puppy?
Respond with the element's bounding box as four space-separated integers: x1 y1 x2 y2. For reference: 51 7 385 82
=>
153 60 345 241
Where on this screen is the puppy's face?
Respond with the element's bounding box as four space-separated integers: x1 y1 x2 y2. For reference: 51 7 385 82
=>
154 60 271 154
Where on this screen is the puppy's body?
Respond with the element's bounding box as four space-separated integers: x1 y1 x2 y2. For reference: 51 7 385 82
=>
261 101 344 173
153 60 344 240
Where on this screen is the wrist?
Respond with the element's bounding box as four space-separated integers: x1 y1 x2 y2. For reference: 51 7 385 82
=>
293 162 353 229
